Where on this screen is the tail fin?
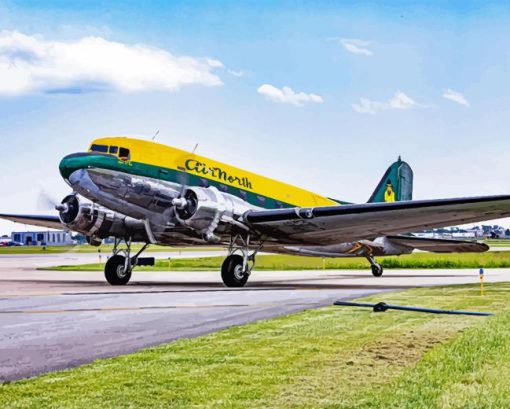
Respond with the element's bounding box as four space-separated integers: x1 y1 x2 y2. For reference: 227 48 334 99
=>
368 157 413 203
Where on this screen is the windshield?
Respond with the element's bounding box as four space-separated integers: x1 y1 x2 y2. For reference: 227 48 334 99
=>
89 144 130 161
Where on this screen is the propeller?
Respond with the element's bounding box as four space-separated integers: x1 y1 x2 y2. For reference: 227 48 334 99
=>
36 191 82 253
177 172 189 197
58 195 80 224
37 190 60 211
37 190 80 225
171 172 197 219
147 171 190 233
168 172 190 213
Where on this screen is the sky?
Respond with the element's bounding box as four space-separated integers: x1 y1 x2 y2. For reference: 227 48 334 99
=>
1 0 510 235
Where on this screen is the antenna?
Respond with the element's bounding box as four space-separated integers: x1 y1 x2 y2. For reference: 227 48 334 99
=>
192 143 199 154
152 130 160 141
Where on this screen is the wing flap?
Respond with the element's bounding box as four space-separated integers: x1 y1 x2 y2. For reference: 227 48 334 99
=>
387 235 489 253
0 214 63 230
245 195 510 245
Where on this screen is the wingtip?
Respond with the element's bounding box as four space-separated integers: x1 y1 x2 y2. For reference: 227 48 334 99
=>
478 242 491 252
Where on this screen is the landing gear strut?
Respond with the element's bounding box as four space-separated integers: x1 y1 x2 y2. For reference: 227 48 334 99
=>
104 238 153 285
221 234 261 288
367 256 383 277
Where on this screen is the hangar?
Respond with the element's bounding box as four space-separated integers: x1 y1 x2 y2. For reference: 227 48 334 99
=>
11 230 74 246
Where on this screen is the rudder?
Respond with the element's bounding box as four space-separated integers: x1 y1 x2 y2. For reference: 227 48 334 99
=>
367 157 413 203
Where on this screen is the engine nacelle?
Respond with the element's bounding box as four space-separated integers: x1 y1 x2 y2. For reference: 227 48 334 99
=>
58 195 148 241
174 187 253 241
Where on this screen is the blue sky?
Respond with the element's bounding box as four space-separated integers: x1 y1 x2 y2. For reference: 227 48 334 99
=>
1 1 510 234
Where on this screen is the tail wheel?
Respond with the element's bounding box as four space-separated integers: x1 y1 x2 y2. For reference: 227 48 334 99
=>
221 254 249 287
371 264 384 277
105 255 132 285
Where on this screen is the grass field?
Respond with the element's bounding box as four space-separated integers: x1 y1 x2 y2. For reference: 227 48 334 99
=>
484 239 510 247
44 250 510 271
1 283 510 408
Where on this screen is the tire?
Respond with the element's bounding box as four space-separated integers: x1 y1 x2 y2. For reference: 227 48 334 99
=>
371 264 383 277
104 255 132 285
221 255 249 287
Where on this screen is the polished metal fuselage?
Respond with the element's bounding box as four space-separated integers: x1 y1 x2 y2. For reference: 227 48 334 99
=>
65 165 409 256
66 167 259 246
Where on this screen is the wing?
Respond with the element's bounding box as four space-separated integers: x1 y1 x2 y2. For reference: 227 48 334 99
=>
245 195 510 245
387 235 489 253
0 214 64 230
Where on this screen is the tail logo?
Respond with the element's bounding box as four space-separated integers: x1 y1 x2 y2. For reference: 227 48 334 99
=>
384 179 395 203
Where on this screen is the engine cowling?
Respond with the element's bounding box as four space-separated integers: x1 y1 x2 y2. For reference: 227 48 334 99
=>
172 187 253 241
58 195 148 242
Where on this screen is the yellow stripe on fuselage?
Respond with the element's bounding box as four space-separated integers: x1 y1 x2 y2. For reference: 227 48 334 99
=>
90 137 339 208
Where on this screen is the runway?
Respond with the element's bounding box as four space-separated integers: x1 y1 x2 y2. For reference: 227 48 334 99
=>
1 253 509 382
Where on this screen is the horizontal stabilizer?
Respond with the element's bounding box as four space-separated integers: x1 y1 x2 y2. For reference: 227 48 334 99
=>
387 235 489 253
0 214 63 230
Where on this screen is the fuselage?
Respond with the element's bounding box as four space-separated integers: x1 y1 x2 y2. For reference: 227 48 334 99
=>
59 136 340 210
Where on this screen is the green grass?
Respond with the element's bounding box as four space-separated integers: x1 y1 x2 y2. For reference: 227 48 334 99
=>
44 250 510 271
367 312 510 408
1 283 510 408
0 244 220 255
485 239 510 247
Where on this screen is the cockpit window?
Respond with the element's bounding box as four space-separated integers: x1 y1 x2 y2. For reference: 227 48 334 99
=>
119 147 130 160
90 144 108 153
109 146 118 154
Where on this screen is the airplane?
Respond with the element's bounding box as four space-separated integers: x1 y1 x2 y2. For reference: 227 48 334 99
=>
1 136 508 287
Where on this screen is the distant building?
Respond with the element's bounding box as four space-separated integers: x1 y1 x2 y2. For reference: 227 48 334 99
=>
414 227 481 239
451 231 478 239
11 230 74 246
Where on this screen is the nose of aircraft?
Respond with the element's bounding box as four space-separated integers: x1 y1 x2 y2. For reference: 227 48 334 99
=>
59 153 91 180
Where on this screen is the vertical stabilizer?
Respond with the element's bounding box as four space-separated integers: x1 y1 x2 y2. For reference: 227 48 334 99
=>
367 157 413 203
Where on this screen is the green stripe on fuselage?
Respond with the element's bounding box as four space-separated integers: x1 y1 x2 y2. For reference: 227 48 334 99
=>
59 153 294 210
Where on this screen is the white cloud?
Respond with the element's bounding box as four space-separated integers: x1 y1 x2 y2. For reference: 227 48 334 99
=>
443 89 469 106
352 91 419 114
351 98 382 114
388 91 417 109
340 38 373 56
0 31 223 95
257 84 323 106
205 58 224 68
227 69 245 78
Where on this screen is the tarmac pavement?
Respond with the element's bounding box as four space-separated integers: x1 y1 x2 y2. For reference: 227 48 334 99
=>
0 252 508 382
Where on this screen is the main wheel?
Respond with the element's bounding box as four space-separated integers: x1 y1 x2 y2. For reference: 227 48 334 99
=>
371 263 383 277
221 255 249 287
104 255 132 285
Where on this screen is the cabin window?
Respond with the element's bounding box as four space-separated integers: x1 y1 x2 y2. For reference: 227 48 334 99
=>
239 190 248 200
257 196 266 205
109 146 118 154
90 144 108 153
219 184 228 192
275 201 283 209
119 147 130 161
200 178 209 188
